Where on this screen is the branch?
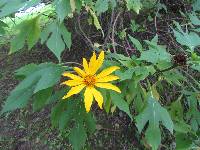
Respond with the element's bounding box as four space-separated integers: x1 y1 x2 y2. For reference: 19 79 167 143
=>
77 14 94 50
153 64 177 77
111 12 121 53
103 9 115 49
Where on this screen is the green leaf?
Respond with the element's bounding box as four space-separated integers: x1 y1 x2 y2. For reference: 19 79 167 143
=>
187 94 200 132
15 63 38 77
176 133 192 150
145 125 161 150
99 89 111 113
33 87 53 111
189 12 200 25
110 91 133 120
168 95 190 136
41 22 71 62
10 16 41 53
74 0 82 13
51 100 68 127
130 20 140 32
51 97 92 133
58 110 71 131
173 22 200 51
47 88 68 104
133 66 156 80
55 0 71 22
168 96 184 120
129 35 143 52
118 65 155 86
46 28 65 61
51 99 94 150
27 16 41 49
109 0 117 9
135 96 173 150
156 60 172 70
14 63 64 93
191 64 200 71
115 68 135 81
151 84 160 100
51 98 80 130
10 29 26 53
174 121 191 134
107 52 132 61
69 122 87 150
60 23 72 49
89 8 103 32
0 0 40 18
193 0 200 11
128 82 146 112
162 70 186 86
58 100 78 131
106 52 140 68
70 0 76 12
94 0 109 15
1 63 64 114
1 87 35 114
0 20 8 34
156 2 167 12
190 52 200 71
84 113 96 134
126 0 142 14
139 38 171 64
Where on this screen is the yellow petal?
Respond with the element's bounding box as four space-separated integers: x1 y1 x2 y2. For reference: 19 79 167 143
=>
95 83 121 93
62 84 85 99
89 52 97 68
96 75 119 82
61 80 82 86
84 87 93 112
62 72 83 80
74 67 86 77
83 58 89 73
96 66 120 78
88 52 98 75
91 88 103 109
91 51 104 75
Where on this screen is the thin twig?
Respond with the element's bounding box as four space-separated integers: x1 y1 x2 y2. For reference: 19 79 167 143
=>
167 31 187 54
61 62 82 67
154 9 159 33
77 14 94 49
181 69 200 90
0 54 10 64
41 13 56 19
110 39 123 48
112 12 121 53
125 37 132 57
103 9 115 49
153 65 177 77
9 17 16 25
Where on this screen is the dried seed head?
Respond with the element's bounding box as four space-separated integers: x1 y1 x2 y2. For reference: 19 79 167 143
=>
173 53 187 66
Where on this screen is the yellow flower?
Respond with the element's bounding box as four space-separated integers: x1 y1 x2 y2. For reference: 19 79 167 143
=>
61 51 121 112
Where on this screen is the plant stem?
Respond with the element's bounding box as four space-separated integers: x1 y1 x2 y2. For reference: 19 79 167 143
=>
61 62 82 66
154 64 177 77
112 12 121 53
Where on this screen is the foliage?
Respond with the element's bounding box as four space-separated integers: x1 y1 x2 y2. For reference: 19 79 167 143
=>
0 0 200 149
136 96 173 150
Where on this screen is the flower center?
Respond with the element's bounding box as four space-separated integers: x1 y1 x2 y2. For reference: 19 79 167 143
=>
83 75 96 87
